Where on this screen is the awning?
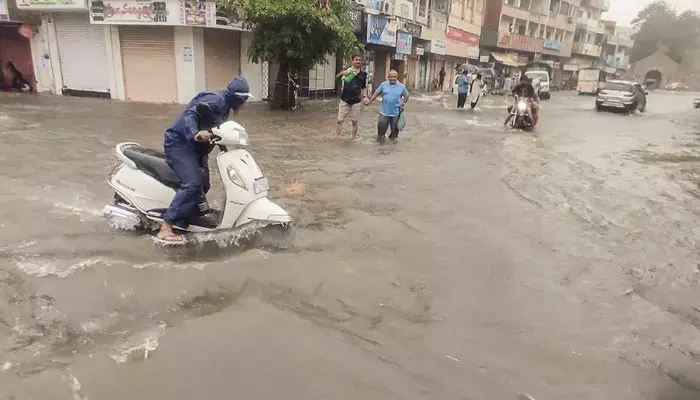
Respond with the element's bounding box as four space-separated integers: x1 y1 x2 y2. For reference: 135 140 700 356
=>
490 52 520 67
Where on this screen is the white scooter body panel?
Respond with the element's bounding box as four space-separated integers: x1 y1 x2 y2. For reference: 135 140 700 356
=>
106 142 291 232
109 161 175 212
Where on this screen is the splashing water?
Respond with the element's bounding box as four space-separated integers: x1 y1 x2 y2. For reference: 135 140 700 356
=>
109 322 167 364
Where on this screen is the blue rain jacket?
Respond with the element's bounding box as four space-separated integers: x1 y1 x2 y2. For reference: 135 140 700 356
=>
164 76 250 148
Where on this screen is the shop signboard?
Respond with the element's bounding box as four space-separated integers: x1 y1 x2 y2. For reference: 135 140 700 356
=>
349 9 362 32
90 0 176 24
544 38 563 51
366 14 397 47
445 26 479 46
16 0 86 10
212 3 245 30
399 19 421 37
396 32 412 55
428 38 446 55
415 45 424 56
88 0 245 29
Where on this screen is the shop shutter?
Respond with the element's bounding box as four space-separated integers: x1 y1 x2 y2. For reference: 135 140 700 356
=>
203 29 241 90
55 13 110 93
119 26 177 103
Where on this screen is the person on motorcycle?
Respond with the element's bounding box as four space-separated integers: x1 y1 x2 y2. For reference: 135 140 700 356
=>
157 76 251 242
506 76 540 127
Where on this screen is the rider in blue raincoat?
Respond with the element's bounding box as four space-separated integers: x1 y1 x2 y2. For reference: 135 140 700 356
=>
158 76 251 242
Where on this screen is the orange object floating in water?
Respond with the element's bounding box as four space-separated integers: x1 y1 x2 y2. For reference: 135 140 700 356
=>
284 183 304 195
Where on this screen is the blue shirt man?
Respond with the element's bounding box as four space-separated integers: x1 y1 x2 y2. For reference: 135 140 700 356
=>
158 76 251 242
457 73 470 94
366 70 410 141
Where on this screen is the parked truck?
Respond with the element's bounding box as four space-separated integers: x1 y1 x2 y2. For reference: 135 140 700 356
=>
577 68 603 95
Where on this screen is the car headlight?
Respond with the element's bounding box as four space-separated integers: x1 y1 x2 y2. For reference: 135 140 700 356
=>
517 102 527 111
226 165 247 190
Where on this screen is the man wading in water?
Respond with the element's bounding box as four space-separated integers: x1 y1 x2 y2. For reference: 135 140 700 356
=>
335 54 368 139
365 69 409 142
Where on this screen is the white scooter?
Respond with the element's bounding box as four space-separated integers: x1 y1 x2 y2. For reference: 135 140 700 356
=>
102 103 292 242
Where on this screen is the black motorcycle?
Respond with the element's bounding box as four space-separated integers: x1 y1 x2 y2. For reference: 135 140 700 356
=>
505 95 534 131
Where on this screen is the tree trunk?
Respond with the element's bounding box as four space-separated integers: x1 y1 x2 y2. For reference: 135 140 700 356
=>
271 61 295 110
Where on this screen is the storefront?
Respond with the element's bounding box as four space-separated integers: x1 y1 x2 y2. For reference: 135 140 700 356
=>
445 26 479 88
366 14 396 88
396 19 421 91
118 26 177 103
0 23 35 91
54 13 111 96
203 28 241 90
426 38 446 90
89 0 183 103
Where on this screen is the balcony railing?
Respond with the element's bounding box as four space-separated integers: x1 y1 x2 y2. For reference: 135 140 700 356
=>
607 35 633 48
576 17 605 34
548 11 576 30
581 0 609 11
497 32 544 53
572 42 602 57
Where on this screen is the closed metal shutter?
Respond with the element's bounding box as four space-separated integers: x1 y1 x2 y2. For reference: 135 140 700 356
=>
55 13 110 94
203 29 241 90
119 26 177 103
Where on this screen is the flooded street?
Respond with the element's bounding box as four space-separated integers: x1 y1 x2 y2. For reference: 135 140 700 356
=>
1 90 699 399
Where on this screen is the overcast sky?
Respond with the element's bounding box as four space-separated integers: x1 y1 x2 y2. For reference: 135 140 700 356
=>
603 0 700 26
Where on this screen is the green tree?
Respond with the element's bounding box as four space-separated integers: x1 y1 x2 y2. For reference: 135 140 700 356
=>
630 0 700 63
220 0 361 109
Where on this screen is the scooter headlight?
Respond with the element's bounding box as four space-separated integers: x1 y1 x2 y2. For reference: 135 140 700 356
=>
226 165 247 190
517 101 528 111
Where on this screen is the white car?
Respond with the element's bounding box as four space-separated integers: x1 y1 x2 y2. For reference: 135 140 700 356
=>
694 98 700 108
524 70 550 100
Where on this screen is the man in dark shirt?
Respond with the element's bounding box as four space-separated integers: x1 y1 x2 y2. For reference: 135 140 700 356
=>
335 54 368 139
508 76 540 126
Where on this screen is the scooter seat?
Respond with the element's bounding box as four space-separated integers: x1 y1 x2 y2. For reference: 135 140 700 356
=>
123 147 181 189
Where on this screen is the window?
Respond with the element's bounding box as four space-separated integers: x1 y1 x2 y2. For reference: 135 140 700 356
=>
550 0 560 12
560 2 570 15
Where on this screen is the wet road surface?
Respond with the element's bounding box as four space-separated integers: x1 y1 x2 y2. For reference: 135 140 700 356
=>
0 90 699 399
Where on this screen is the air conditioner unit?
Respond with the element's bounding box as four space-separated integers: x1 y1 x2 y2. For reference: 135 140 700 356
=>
379 0 394 15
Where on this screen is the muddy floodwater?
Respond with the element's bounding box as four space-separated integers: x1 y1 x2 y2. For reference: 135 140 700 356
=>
1 90 699 399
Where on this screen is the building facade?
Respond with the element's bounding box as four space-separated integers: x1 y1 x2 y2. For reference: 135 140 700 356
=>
601 20 634 78
569 0 608 70
14 0 279 103
443 0 483 87
480 0 579 83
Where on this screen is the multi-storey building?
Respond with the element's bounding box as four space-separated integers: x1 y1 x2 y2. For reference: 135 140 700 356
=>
479 0 579 83
441 0 484 88
570 0 609 69
601 20 634 78
360 0 444 91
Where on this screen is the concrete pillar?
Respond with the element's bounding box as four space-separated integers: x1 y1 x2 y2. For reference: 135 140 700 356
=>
45 14 63 94
240 31 264 101
192 27 206 94
29 15 55 93
105 25 124 100
174 26 202 104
